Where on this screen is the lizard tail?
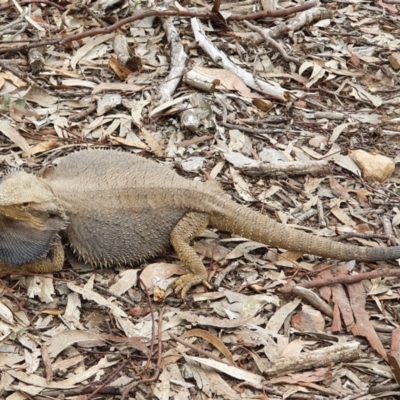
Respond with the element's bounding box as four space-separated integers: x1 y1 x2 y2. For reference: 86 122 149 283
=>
209 200 400 262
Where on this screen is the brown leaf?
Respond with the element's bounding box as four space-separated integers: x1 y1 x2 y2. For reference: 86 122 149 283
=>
182 328 235 365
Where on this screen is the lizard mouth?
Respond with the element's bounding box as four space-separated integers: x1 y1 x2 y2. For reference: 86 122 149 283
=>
0 210 68 265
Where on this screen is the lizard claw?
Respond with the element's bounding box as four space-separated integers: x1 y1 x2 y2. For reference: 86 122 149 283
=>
173 273 209 299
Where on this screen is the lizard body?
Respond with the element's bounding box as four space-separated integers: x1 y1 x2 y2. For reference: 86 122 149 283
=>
0 149 399 297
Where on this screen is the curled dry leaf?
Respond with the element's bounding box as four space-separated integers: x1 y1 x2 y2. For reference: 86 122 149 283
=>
182 328 235 365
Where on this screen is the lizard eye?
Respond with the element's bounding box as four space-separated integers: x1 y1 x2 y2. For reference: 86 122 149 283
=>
21 202 30 208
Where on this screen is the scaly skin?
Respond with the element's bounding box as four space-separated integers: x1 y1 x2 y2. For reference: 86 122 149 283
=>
0 238 64 276
0 150 399 298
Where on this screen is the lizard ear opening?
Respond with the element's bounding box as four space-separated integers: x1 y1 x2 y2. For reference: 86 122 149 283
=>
0 215 65 265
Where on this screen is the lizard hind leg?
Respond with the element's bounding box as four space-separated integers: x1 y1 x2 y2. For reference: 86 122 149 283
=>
170 212 210 298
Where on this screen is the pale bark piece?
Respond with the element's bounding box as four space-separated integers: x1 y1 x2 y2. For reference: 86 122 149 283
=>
28 43 45 74
96 93 122 115
235 159 330 177
269 6 330 39
193 66 264 98
180 109 200 131
261 0 276 11
183 69 219 92
158 18 209 130
109 269 139 296
140 262 186 295
0 300 13 324
262 342 360 377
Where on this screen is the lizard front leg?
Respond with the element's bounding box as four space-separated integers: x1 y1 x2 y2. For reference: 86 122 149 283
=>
0 238 64 276
170 212 210 298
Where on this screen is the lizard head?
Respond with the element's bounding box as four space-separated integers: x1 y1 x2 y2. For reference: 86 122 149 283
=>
0 170 68 265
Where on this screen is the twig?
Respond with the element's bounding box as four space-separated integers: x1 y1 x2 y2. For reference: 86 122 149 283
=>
243 20 300 64
86 362 126 400
176 135 213 148
138 276 156 368
213 261 240 288
332 232 393 242
60 3 316 45
0 14 25 33
192 18 288 101
120 304 164 400
10 0 45 32
280 267 400 295
94 284 137 307
215 97 284 135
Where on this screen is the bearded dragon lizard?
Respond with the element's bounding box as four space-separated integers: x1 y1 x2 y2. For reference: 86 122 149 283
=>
0 150 399 297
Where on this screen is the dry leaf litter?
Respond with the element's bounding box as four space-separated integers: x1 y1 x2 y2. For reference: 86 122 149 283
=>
0 0 400 399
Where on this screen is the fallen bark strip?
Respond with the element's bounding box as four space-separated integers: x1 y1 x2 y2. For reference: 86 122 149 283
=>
183 69 219 93
280 267 400 295
176 134 214 148
158 18 201 131
262 342 360 377
348 279 388 361
191 17 288 101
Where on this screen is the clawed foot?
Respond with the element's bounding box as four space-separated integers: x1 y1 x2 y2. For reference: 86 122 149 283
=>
173 273 211 299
